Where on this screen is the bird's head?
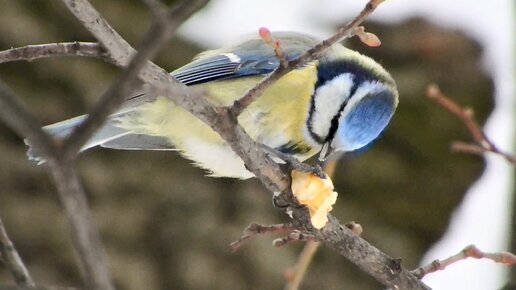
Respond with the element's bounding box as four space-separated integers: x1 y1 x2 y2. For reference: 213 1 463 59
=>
305 46 399 160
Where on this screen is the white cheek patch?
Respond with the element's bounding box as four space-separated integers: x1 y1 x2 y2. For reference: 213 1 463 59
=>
309 73 354 139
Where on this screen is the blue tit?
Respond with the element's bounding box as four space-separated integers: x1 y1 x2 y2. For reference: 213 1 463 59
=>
28 32 398 179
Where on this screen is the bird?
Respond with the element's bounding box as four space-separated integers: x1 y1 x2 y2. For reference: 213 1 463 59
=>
27 31 398 179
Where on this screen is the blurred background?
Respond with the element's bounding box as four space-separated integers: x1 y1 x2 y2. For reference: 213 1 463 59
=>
0 0 513 289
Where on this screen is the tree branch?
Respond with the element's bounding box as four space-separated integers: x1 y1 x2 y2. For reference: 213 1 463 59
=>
284 241 320 290
45 160 114 290
0 217 35 287
316 215 430 289
229 223 296 252
426 84 516 165
0 42 112 65
0 286 77 290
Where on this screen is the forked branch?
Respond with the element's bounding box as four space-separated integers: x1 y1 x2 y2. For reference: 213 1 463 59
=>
426 84 516 165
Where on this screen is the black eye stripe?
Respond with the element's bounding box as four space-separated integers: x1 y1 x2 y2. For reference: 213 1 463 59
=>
306 91 325 144
325 99 349 142
324 77 364 142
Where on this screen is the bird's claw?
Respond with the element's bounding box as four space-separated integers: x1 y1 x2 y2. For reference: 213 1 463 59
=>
260 144 326 179
289 162 325 179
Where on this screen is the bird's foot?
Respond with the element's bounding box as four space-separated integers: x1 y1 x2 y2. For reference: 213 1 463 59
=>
261 145 326 179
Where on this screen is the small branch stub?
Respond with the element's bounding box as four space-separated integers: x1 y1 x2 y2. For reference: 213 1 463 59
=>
273 231 317 247
352 26 382 47
259 27 289 68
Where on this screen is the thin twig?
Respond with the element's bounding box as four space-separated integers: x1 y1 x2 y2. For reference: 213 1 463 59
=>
0 42 112 65
46 160 114 290
231 0 385 116
0 217 35 287
426 84 516 165
451 141 492 156
412 244 516 279
284 241 320 290
259 28 289 68
0 286 78 290
229 223 296 252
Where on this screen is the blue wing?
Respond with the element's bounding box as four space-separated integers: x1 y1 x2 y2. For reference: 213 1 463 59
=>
171 52 300 86
170 32 322 86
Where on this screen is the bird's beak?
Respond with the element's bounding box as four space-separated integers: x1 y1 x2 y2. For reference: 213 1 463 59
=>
318 143 332 162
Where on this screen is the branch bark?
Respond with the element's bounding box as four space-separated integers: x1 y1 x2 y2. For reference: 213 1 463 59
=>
0 42 111 65
0 217 35 287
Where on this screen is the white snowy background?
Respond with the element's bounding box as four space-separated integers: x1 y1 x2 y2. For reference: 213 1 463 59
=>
179 1 515 289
